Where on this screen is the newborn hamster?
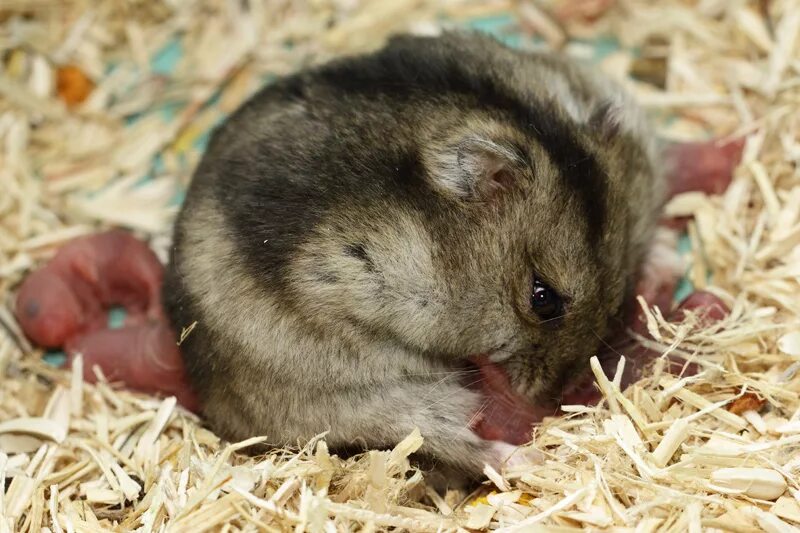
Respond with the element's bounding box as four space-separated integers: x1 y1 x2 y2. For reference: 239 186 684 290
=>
163 32 664 484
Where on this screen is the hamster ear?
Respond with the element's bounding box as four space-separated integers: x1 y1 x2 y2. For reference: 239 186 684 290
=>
427 135 521 200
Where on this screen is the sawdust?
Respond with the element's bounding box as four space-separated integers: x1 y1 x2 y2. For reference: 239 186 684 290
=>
1 0 799 531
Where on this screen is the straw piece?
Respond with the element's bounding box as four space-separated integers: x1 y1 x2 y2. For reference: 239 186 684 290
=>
3 0 800 529
0 418 67 444
744 505 799 533
134 396 176 463
652 418 690 468
710 468 788 500
496 486 590 531
465 503 495 530
778 331 800 356
660 378 749 431
69 355 83 418
771 497 800 524
589 356 620 413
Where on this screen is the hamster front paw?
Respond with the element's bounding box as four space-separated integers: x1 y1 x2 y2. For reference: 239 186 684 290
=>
637 226 685 313
489 441 543 471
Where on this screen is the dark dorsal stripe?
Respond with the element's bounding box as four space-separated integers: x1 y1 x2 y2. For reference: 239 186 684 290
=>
308 35 608 241
528 105 607 243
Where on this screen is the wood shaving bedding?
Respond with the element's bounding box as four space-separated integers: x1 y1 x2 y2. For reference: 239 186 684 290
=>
1 0 799 530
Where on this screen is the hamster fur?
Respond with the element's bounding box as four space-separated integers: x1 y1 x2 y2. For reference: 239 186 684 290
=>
163 32 665 485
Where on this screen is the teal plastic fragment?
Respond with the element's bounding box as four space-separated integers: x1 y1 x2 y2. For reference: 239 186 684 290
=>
151 40 183 75
585 35 620 61
43 351 66 367
674 274 694 303
673 233 694 302
466 14 522 47
193 129 212 153
108 306 127 329
677 232 692 254
42 307 126 368
170 188 186 207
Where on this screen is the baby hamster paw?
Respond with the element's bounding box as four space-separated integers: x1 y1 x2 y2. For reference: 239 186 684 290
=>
637 227 685 314
65 322 200 412
661 137 744 232
663 137 745 198
488 441 543 471
672 290 729 327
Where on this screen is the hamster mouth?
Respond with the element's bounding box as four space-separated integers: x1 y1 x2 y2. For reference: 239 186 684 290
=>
467 290 730 446
466 355 557 445
466 353 619 445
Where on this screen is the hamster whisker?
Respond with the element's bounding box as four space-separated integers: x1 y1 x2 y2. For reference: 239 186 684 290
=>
538 311 571 325
422 376 488 411
431 369 481 392
588 326 627 359
466 399 490 431
401 368 482 378
601 335 647 355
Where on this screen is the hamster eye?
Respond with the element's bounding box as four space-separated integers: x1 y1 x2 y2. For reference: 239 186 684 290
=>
531 279 563 321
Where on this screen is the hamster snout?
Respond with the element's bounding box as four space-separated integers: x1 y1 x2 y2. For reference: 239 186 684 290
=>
163 31 665 485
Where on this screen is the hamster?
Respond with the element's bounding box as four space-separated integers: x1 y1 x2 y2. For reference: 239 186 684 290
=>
162 31 665 485
16 230 164 348
14 230 199 410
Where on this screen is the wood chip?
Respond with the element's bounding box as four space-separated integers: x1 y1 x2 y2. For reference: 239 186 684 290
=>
652 417 690 467
2 0 800 530
778 331 800 356
710 468 788 500
0 418 67 443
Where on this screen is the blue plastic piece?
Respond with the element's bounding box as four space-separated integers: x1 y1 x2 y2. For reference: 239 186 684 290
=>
466 14 521 47
43 351 66 367
673 233 694 302
151 40 183 75
41 306 127 367
108 306 127 329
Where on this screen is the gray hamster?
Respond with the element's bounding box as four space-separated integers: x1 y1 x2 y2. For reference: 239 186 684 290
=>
163 31 664 485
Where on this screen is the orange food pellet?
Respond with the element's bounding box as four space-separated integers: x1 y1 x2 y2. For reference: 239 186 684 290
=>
727 392 765 415
56 65 94 107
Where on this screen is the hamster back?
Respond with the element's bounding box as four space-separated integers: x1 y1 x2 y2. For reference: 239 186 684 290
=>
163 31 663 482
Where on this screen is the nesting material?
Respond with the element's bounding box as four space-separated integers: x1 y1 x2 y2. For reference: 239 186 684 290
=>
1 0 800 530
